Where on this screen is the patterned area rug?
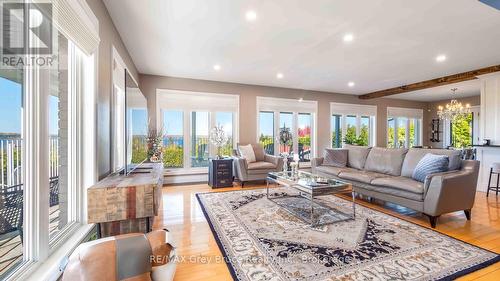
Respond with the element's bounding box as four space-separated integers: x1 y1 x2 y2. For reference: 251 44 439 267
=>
196 188 500 281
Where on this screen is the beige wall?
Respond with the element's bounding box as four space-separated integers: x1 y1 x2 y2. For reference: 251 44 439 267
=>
424 95 480 148
140 75 430 155
86 0 139 178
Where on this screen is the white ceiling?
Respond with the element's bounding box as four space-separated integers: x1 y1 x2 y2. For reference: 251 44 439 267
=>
103 0 500 96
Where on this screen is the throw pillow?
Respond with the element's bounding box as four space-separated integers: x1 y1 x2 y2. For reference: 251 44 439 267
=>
239 144 256 163
252 143 266 161
412 153 449 183
323 149 348 167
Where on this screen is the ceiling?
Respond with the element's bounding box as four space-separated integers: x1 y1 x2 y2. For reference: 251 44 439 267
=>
103 0 500 96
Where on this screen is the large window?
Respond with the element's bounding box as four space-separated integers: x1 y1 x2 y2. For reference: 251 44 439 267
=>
387 107 423 148
0 70 24 277
158 91 239 171
298 113 312 162
0 3 97 278
215 112 234 156
191 111 209 168
258 112 274 155
330 103 377 147
257 97 317 163
278 112 294 155
163 111 184 168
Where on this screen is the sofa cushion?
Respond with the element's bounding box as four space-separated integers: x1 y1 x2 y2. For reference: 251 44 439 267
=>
345 145 371 170
315 166 349 176
412 153 449 182
356 184 424 201
401 148 461 177
247 161 276 170
338 170 388 184
252 143 266 161
371 176 424 195
364 147 408 176
238 144 256 163
323 148 348 167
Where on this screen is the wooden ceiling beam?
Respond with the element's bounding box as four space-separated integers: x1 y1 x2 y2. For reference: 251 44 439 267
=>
358 65 500 100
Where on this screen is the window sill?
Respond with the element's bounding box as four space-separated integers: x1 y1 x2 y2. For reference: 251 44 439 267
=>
19 224 95 281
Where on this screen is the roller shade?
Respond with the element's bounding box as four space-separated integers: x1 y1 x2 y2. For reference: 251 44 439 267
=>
387 107 423 119
330 103 377 116
52 0 99 56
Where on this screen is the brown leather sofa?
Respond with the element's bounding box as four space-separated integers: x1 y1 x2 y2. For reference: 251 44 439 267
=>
312 146 480 228
63 230 176 281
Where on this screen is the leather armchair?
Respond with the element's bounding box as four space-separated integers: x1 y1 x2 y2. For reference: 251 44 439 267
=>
233 144 283 186
62 230 176 281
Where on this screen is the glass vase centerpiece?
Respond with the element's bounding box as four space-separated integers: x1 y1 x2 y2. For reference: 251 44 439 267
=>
209 124 229 159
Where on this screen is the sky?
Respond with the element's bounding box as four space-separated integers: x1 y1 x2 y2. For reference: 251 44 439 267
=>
0 77 22 134
1 76 64 136
131 109 148 135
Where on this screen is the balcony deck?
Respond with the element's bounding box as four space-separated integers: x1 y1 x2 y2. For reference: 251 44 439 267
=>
0 204 60 277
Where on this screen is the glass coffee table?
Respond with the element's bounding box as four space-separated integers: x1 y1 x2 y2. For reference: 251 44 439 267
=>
266 171 355 226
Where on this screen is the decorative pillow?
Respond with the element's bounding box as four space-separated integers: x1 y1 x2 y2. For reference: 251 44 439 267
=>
344 145 372 170
238 144 256 163
412 153 449 183
252 143 266 161
323 149 348 167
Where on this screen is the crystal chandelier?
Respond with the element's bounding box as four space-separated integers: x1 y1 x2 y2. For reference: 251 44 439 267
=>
437 88 471 121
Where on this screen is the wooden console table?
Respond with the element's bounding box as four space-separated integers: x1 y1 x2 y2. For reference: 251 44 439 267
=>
87 163 164 237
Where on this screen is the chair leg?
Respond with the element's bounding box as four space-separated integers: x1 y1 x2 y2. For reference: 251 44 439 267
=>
241 181 245 188
487 168 492 197
496 173 499 196
427 215 439 228
464 209 471 220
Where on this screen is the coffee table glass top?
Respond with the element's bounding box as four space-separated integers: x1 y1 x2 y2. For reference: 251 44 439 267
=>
268 171 348 190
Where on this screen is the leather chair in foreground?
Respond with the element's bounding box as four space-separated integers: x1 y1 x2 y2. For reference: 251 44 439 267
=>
62 229 176 281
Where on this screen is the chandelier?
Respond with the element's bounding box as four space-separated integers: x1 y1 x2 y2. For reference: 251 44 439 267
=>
437 88 471 121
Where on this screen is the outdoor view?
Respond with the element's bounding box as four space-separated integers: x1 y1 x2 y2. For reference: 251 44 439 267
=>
1 73 24 276
387 117 417 148
450 113 473 148
331 115 370 147
259 111 274 155
162 111 233 168
258 111 312 162
130 109 148 164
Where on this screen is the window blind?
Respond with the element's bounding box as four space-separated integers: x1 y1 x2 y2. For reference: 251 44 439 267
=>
52 0 99 56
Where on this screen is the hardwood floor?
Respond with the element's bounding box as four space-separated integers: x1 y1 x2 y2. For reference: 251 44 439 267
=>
153 182 500 281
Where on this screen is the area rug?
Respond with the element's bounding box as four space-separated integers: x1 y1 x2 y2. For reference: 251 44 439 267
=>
196 188 500 281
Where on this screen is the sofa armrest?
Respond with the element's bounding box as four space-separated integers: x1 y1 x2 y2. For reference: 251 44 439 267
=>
423 160 480 216
233 156 248 180
264 154 284 171
311 157 324 172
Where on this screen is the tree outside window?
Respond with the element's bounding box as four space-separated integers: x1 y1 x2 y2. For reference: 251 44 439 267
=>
450 113 473 148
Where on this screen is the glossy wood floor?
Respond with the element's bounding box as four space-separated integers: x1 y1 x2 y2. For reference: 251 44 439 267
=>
153 182 500 281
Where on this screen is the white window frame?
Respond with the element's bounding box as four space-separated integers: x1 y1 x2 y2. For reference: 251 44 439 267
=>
157 89 239 174
387 107 423 148
256 97 318 164
330 103 377 147
4 1 99 280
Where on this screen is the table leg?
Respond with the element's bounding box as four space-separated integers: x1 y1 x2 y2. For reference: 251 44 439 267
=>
310 194 314 225
352 190 356 218
266 179 270 199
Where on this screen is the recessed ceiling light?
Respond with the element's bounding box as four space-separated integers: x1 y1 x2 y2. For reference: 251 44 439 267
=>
436 55 447 62
343 33 354 42
348 81 355 87
245 10 257 22
276 72 284 79
213 64 221 71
